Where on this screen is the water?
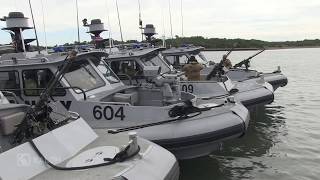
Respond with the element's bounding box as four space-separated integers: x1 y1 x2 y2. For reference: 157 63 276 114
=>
180 48 320 180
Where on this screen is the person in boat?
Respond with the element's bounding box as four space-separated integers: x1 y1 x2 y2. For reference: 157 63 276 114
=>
182 56 204 81
24 72 38 96
222 54 232 70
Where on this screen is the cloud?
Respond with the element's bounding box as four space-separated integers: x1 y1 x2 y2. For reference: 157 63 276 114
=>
1 0 320 46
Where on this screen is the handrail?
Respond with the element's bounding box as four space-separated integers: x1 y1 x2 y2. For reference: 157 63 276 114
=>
0 86 87 101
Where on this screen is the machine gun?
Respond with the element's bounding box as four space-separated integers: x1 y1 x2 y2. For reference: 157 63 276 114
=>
206 45 237 80
234 49 265 70
12 51 78 144
206 52 232 80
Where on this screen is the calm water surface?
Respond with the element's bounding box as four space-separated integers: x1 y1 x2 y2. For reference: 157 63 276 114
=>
180 48 320 180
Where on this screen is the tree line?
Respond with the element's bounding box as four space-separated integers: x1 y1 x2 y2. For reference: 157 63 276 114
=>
159 36 320 49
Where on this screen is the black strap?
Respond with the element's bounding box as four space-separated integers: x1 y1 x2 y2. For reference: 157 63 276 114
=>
29 140 140 171
108 103 225 134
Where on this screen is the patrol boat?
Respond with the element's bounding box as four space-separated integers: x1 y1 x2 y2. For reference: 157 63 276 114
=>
162 46 287 91
0 55 179 180
161 46 275 107
84 19 272 108
0 95 179 180
0 14 249 160
227 49 288 90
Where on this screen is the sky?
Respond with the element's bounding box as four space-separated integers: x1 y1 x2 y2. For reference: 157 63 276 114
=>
1 0 320 46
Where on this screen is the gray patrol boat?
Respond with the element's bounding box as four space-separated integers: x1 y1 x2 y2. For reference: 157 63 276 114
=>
0 52 179 180
0 15 249 160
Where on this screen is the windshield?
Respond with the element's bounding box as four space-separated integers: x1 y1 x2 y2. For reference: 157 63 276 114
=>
142 54 171 73
64 59 106 93
95 60 120 84
198 52 209 63
187 52 209 65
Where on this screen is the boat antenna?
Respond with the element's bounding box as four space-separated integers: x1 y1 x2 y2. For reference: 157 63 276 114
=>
28 0 41 54
40 0 48 52
161 2 167 47
180 0 184 37
168 0 173 45
138 0 144 42
115 0 124 43
75 0 81 44
106 0 113 52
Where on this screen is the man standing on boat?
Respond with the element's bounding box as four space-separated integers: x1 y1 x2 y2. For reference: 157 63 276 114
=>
182 56 204 81
222 54 233 70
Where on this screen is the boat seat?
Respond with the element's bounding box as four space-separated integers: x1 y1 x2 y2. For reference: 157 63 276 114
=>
0 111 26 136
112 91 138 105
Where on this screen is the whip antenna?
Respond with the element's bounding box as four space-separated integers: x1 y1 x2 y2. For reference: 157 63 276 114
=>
75 0 81 44
168 0 173 40
115 0 124 43
161 2 167 47
40 0 48 52
106 0 113 51
28 0 41 54
138 0 143 41
180 0 184 37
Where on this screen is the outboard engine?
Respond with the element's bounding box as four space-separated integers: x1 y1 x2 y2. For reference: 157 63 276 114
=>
143 66 181 104
142 24 157 44
83 18 107 49
0 12 34 52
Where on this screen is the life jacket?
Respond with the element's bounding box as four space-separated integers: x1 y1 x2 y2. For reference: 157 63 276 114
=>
182 63 204 81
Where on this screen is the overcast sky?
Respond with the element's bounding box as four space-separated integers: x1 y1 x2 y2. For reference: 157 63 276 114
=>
1 0 320 46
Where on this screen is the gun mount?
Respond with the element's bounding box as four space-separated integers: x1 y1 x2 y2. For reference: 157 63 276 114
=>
142 66 182 104
12 51 78 144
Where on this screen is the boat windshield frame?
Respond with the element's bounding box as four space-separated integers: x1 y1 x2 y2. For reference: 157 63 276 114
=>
140 52 172 74
163 50 210 67
64 55 119 94
96 56 121 84
185 51 209 65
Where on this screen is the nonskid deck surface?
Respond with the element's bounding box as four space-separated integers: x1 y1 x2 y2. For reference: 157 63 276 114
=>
31 130 177 180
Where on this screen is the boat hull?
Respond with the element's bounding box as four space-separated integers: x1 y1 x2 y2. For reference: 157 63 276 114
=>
180 80 274 108
263 72 288 90
225 69 288 91
136 103 250 160
233 81 275 107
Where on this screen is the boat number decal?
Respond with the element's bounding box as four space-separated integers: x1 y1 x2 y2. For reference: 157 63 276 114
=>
60 101 72 110
93 106 126 121
182 84 194 93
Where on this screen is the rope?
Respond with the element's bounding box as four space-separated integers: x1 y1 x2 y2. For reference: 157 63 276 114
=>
108 102 225 134
29 139 140 170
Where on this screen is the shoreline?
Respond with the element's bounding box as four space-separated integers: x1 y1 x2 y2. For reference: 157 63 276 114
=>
203 46 320 51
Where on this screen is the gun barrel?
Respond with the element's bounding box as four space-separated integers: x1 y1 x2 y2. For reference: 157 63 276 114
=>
249 49 265 59
36 52 77 109
235 49 265 67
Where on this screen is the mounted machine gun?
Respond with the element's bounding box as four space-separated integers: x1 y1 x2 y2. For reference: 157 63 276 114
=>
234 49 265 70
12 51 78 144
